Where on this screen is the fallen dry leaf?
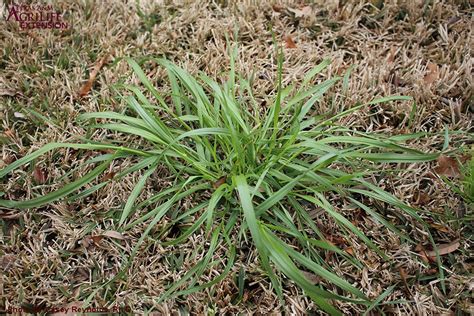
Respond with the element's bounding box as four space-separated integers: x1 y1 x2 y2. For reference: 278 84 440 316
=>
416 243 432 263
90 235 104 244
78 55 109 98
430 223 450 233
285 36 297 48
345 246 354 256
102 171 116 181
33 166 47 184
424 62 439 84
213 176 227 189
326 235 347 246
413 191 430 205
425 240 460 258
102 230 125 240
434 155 461 178
288 6 312 18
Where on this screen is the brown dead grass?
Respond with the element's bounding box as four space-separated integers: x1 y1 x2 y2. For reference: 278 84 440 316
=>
0 0 473 315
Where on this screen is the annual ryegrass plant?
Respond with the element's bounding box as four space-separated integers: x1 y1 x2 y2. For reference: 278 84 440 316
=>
0 46 440 314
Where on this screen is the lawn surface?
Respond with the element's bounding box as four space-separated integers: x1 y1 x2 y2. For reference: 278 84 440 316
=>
1 1 472 314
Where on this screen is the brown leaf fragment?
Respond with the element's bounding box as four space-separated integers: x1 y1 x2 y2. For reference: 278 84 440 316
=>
430 223 450 233
102 230 126 240
425 240 460 258
419 250 431 263
326 235 346 246
416 244 432 263
213 176 227 189
345 246 354 256
285 36 297 48
434 155 461 178
424 62 439 84
90 235 104 244
33 166 47 184
78 78 94 98
78 55 109 98
102 171 116 181
413 191 430 205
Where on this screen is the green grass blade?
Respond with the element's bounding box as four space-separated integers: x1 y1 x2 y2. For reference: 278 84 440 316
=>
234 175 283 299
119 163 158 226
260 226 342 315
0 143 149 179
301 58 331 87
0 158 112 209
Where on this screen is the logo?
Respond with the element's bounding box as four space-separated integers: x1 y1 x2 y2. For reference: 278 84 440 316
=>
5 3 68 29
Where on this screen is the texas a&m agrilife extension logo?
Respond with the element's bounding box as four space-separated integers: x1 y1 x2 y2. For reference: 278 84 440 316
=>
4 3 68 29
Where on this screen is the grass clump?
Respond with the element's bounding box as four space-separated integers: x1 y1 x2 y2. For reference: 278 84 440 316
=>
0 45 439 314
